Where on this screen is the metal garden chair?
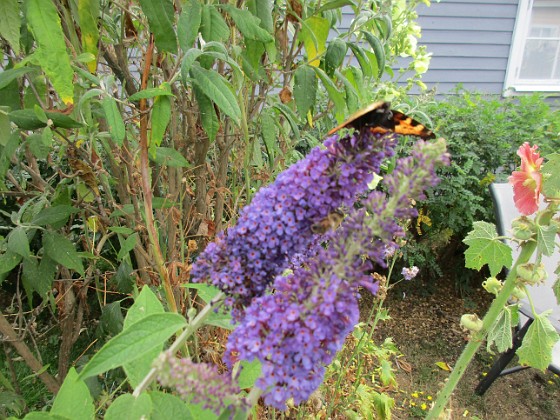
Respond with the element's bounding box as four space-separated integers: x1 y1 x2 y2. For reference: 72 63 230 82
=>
475 183 560 395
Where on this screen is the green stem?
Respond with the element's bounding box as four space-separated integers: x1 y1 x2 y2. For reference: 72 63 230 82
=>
426 240 537 419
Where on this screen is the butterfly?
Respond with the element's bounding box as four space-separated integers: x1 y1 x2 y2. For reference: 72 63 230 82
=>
327 101 435 139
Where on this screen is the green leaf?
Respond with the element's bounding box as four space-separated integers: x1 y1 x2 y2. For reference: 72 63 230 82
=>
178 0 202 51
542 153 560 199
78 0 100 73
251 0 273 33
51 368 94 420
299 16 330 67
0 0 21 54
313 66 345 122
200 5 229 42
0 67 36 90
150 391 193 419
335 69 359 113
137 0 177 53
463 221 513 276
0 107 11 147
32 205 79 226
193 86 219 142
8 227 31 260
152 147 191 168
362 31 385 79
0 249 22 275
260 109 277 164
517 312 559 370
27 132 50 159
205 310 234 330
23 412 68 419
379 359 395 387
536 223 557 257
78 313 186 379
123 286 164 388
8 109 82 130
128 87 175 102
117 233 138 261
104 393 152 420
273 103 300 140
150 94 172 148
293 65 317 118
237 359 261 389
183 283 222 303
100 301 124 336
43 231 85 276
347 43 372 78
316 0 356 14
102 97 125 146
324 38 347 76
25 0 74 104
220 5 273 43
190 64 241 124
552 273 560 305
487 306 514 353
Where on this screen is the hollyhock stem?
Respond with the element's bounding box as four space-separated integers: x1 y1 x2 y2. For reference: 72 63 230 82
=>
426 241 537 419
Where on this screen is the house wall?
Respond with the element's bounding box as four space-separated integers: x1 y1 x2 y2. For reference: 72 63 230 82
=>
413 0 520 95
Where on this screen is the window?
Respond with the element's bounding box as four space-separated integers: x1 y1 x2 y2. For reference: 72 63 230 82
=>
504 0 560 93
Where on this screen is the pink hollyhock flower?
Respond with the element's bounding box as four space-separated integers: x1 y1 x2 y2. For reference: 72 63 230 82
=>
508 142 543 215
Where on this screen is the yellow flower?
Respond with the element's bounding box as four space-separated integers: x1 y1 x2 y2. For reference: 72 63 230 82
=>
411 392 419 398
421 403 427 410
482 372 487 377
427 395 432 401
548 380 554 385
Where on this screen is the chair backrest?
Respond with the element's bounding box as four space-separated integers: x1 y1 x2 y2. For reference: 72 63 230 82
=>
489 183 560 333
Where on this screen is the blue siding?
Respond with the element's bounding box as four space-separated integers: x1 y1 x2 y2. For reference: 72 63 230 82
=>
412 0 519 95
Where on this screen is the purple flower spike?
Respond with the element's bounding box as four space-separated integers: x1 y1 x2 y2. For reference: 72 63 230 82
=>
191 132 397 315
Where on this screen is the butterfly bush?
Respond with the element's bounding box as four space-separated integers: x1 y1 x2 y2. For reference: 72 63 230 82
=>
191 131 396 315
225 138 449 409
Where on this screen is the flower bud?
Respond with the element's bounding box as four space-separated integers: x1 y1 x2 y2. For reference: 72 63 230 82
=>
482 277 502 295
516 262 547 285
460 314 483 332
511 217 535 241
510 286 526 301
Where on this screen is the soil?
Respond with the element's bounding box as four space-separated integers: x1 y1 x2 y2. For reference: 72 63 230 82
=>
373 276 560 419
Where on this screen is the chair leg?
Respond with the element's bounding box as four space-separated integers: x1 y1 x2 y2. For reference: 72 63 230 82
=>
475 318 534 396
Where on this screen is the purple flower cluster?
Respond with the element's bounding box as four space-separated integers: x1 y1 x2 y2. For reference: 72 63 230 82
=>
156 352 245 414
223 138 449 409
402 266 420 280
225 265 358 408
191 132 396 314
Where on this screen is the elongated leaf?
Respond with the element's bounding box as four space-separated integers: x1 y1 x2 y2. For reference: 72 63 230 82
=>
193 86 219 142
0 67 36 90
251 0 273 33
32 205 79 226
8 227 31 260
79 313 186 379
299 16 330 67
150 94 171 148
0 250 22 274
78 0 100 73
51 368 94 420
362 31 385 78
9 109 83 129
26 0 74 104
313 67 345 122
152 147 191 168
0 0 20 54
128 88 175 102
200 5 229 42
138 0 177 53
105 393 152 420
260 109 277 164
123 286 164 388
273 103 300 140
190 64 241 124
335 69 359 113
316 0 355 13
325 38 347 76
150 391 194 419
43 231 85 276
293 65 317 118
117 233 138 261
347 43 372 78
102 97 125 146
178 0 202 51
220 5 273 43
0 107 10 147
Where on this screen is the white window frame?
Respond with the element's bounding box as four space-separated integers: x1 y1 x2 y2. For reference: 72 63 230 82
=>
504 0 560 94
